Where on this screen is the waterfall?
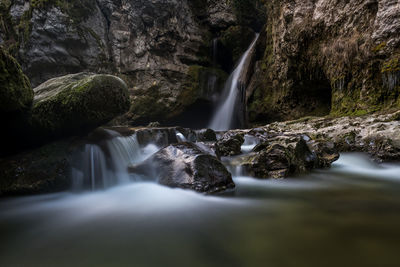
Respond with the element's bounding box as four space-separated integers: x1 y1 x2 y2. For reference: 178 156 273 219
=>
209 34 259 131
72 144 111 190
71 130 160 191
212 38 218 66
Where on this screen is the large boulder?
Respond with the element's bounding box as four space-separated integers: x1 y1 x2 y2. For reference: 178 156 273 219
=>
31 73 130 138
0 48 33 114
130 142 235 193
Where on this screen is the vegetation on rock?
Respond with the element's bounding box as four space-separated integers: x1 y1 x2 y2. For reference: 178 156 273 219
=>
0 47 32 114
32 73 130 138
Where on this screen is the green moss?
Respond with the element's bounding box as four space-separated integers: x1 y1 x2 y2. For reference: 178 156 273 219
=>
372 42 386 53
0 48 33 113
0 1 19 51
263 24 274 66
32 74 130 137
129 84 167 123
382 58 400 73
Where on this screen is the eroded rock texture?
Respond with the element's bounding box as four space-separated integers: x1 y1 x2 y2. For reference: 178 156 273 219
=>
31 72 130 139
1 0 262 126
247 0 400 124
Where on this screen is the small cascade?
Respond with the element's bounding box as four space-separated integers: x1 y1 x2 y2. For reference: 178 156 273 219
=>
209 34 259 131
72 144 110 191
176 131 187 142
72 130 160 191
228 164 244 177
241 135 259 153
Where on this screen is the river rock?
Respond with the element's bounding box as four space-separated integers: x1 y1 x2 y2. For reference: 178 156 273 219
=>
261 112 400 162
31 73 130 138
195 129 217 142
130 142 235 193
216 131 245 156
242 136 339 179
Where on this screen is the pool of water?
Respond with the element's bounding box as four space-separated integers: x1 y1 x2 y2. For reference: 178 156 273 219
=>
1 153 400 267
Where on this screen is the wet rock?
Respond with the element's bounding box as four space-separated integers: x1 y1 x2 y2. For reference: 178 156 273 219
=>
0 140 72 196
130 142 235 193
261 112 400 162
31 73 130 138
309 141 340 168
194 142 218 158
196 129 217 142
216 131 245 156
243 137 336 179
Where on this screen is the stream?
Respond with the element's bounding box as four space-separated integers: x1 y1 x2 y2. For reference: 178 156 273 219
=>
1 153 400 267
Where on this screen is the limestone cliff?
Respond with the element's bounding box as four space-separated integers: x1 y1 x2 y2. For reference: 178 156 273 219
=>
0 0 262 126
247 0 400 124
2 0 399 127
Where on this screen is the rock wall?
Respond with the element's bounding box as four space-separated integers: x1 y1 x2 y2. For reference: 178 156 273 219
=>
1 0 263 126
247 0 400 124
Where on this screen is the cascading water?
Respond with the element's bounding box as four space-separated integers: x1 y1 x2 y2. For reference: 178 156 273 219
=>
71 130 160 191
209 34 259 131
212 38 218 66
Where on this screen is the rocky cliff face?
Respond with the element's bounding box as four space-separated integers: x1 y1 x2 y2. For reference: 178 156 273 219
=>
247 0 400 124
2 0 398 127
1 0 261 126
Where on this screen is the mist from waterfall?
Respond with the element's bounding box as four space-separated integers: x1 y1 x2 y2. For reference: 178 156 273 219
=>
209 34 259 131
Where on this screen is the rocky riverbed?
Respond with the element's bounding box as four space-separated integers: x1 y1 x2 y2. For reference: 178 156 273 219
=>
2 110 400 196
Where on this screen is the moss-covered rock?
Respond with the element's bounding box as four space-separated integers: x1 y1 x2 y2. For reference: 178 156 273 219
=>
0 47 33 114
31 73 130 138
